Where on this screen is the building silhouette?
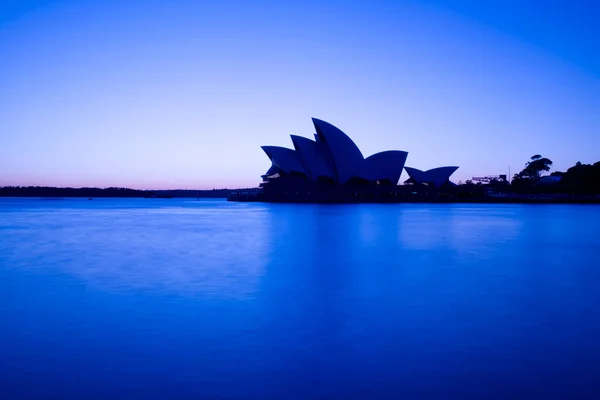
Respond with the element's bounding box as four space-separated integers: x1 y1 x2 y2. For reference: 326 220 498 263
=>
260 118 458 190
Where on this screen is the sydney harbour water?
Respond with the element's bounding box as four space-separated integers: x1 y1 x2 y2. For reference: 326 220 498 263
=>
1 198 600 399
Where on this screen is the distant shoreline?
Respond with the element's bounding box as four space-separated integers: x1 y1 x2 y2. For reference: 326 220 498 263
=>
0 186 243 198
2 186 599 205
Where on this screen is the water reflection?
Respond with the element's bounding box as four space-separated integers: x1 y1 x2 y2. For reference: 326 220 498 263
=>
2 199 600 399
0 200 271 298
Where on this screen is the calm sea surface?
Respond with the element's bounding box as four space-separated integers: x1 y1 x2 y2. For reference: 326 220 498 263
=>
1 198 600 399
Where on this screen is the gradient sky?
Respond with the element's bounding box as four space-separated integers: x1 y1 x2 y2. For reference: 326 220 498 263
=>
1 0 598 189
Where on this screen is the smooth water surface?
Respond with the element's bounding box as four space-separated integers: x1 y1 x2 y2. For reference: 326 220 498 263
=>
1 198 600 399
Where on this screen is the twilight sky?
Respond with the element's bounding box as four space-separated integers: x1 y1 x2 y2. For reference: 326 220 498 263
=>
1 0 598 189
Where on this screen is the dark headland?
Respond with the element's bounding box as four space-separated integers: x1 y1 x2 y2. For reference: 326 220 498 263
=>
0 187 242 199
227 159 600 204
228 118 600 204
227 182 600 204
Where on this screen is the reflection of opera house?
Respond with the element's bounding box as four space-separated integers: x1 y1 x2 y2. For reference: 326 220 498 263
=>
231 118 459 203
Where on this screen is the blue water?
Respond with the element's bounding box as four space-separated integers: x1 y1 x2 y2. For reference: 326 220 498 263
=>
1 198 600 399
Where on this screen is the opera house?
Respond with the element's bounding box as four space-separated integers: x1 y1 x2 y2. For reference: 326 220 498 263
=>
231 118 459 203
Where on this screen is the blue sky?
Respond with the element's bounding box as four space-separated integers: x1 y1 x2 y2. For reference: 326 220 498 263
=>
1 0 598 189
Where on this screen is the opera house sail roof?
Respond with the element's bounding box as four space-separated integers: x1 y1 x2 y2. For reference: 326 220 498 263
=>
259 118 458 188
404 166 459 188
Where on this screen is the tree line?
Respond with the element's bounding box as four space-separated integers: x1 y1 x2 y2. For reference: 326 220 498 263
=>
0 186 238 198
463 155 600 195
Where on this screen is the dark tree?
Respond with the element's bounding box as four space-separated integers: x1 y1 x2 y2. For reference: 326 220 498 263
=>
558 161 600 194
514 155 553 181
